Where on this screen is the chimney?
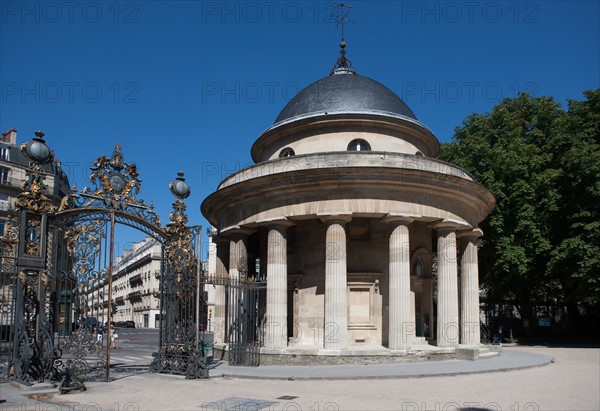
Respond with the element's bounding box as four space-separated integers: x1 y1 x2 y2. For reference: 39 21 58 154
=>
1 127 17 145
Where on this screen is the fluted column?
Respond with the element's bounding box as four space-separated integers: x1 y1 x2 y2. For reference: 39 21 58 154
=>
387 220 414 350
436 226 459 347
458 229 483 346
322 216 350 350
229 231 251 280
265 224 289 348
213 236 229 343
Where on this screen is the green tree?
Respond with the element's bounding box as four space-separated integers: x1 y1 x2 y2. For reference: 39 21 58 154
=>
440 90 600 329
545 90 600 323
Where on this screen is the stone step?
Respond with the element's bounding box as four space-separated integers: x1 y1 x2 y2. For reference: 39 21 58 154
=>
9 381 61 397
10 381 57 391
19 388 60 396
479 344 502 359
479 351 501 359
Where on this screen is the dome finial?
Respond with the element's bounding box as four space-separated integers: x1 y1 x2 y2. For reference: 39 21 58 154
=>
330 2 356 75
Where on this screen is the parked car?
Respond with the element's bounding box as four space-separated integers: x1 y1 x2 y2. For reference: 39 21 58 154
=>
114 320 135 328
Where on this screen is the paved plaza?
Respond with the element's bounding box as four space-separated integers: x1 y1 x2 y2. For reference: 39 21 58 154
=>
1 345 598 410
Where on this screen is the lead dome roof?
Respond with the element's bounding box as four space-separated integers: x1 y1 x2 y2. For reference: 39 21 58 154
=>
274 72 417 125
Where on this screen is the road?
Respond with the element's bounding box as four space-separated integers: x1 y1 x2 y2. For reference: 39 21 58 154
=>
108 327 159 368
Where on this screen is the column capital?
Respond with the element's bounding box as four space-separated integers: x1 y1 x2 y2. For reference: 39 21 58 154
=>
221 225 256 237
255 217 296 229
318 214 352 225
381 213 420 226
456 228 484 240
211 234 231 244
429 218 469 231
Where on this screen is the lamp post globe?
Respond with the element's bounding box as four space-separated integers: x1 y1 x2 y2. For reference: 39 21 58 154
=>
169 171 191 199
26 130 52 164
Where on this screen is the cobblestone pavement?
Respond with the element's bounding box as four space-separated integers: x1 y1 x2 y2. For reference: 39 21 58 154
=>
0 346 598 411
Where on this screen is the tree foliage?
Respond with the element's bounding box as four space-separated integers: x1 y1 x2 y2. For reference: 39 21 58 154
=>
439 90 600 323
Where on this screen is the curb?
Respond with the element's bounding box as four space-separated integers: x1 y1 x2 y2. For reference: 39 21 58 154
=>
210 359 553 381
207 350 554 380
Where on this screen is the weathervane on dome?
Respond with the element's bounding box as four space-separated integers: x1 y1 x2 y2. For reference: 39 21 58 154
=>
330 2 356 75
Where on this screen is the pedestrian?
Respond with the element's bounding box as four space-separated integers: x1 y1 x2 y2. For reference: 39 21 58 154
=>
498 325 504 345
110 328 118 349
96 326 103 345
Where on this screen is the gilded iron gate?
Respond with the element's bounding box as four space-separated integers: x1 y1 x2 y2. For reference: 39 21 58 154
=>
50 218 110 385
151 201 205 378
5 133 203 388
0 216 18 382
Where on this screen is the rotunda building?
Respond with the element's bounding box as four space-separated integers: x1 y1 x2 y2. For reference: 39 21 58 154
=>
201 53 495 362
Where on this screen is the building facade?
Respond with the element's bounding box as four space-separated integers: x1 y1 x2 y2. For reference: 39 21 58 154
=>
86 237 163 329
202 50 496 359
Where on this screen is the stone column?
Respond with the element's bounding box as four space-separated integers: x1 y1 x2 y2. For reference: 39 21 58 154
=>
458 229 483 346
229 231 252 280
265 224 290 348
435 226 459 347
322 216 351 350
213 236 229 343
387 220 415 350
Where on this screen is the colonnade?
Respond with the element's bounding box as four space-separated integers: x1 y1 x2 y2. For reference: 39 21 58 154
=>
209 219 482 350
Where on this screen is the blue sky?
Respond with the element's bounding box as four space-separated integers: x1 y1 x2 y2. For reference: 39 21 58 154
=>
1 0 599 258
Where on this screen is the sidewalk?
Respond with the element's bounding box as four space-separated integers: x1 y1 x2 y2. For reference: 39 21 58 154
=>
207 348 551 379
0 348 553 410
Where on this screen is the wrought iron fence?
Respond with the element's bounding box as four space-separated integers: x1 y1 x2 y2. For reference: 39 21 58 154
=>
0 220 18 382
202 271 266 367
